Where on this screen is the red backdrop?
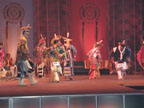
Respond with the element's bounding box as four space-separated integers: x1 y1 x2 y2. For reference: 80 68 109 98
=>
33 0 143 72
71 0 107 61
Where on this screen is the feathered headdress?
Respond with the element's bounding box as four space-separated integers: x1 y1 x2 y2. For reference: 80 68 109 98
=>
95 40 103 47
18 24 31 49
51 34 60 46
20 24 31 37
63 32 72 42
38 34 46 46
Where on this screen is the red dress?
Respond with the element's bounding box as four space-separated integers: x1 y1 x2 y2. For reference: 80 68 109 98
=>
87 47 102 79
0 49 4 68
137 46 144 69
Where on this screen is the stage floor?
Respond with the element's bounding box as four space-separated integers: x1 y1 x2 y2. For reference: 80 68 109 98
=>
0 74 144 97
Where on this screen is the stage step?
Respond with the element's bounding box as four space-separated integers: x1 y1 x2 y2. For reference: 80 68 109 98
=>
74 61 109 75
74 61 89 75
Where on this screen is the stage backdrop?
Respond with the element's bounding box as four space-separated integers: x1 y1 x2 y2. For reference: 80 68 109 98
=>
33 0 143 73
71 0 107 61
107 0 142 72
0 0 34 61
33 0 107 61
33 0 71 47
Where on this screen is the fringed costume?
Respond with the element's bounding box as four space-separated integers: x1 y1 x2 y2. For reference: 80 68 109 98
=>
63 32 77 80
17 24 37 86
87 40 103 79
33 35 47 77
49 34 66 83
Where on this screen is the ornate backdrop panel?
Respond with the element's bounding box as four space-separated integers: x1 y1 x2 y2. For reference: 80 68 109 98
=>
71 0 107 61
0 0 34 61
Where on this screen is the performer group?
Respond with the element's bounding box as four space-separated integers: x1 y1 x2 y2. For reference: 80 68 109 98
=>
0 24 142 86
0 24 78 86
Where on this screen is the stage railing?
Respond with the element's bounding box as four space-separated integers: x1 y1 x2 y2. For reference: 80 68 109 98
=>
0 93 144 108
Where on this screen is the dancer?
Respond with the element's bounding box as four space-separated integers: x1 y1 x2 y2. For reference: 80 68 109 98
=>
109 40 131 75
110 41 131 80
87 40 103 79
0 42 5 78
63 32 77 80
137 40 144 70
121 40 131 73
33 35 47 77
49 34 66 83
0 42 4 68
17 24 37 86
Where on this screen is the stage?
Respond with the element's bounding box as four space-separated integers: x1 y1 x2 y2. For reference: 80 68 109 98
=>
0 74 144 97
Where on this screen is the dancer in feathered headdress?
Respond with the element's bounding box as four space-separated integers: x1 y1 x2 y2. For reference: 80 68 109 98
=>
87 40 103 79
63 32 77 80
33 34 47 78
49 33 66 83
18 24 31 50
17 24 37 86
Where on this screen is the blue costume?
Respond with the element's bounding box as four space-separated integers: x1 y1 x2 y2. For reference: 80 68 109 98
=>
64 44 77 79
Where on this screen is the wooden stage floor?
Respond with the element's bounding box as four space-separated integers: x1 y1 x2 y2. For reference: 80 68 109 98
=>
0 74 144 97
